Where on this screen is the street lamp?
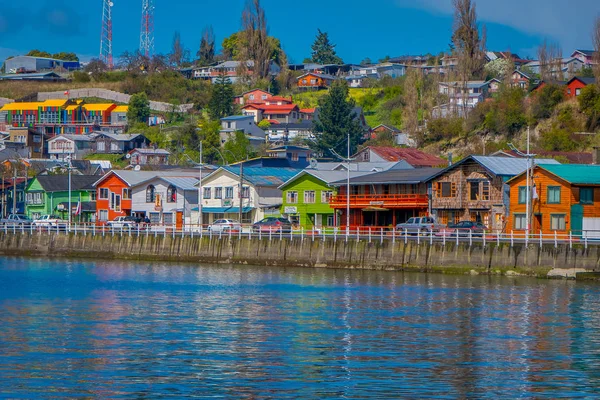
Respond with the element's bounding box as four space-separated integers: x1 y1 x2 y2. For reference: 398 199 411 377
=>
64 155 73 226
508 126 534 237
330 133 356 234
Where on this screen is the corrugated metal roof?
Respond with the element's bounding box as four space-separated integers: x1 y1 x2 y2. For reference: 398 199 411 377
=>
41 99 68 107
113 105 128 113
221 166 299 187
83 104 114 112
97 170 201 187
472 156 559 176
34 175 98 192
364 146 445 167
160 177 199 190
539 164 600 185
0 102 42 111
330 168 443 186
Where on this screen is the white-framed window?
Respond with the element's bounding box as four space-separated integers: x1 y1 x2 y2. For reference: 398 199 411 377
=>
215 187 223 199
122 188 131 200
26 192 44 205
321 191 333 203
99 210 108 221
304 190 316 203
327 215 335 227
291 153 299 162
163 212 174 225
225 187 234 199
514 213 526 230
241 186 250 198
203 187 211 199
287 191 298 204
146 185 156 203
90 191 97 201
99 188 109 199
110 193 121 211
150 212 161 224
551 214 566 231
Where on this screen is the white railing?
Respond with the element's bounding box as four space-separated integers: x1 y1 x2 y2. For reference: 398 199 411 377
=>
1 223 599 248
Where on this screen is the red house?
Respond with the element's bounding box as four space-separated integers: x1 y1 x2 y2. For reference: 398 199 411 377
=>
565 76 596 98
234 89 293 106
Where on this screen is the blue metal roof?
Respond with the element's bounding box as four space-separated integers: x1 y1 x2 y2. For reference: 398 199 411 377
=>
472 156 560 176
222 166 299 187
221 115 252 121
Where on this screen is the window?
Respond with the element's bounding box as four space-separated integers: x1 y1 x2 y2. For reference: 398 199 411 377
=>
304 190 316 203
481 181 490 201
225 187 234 199
287 191 298 204
167 185 176 203
327 215 335 227
150 212 160 224
310 79 316 84
241 186 250 198
514 214 526 230
438 182 456 198
518 186 527 204
90 191 96 201
469 181 479 201
550 214 566 230
249 94 255 100
122 188 131 200
110 193 121 211
291 153 299 162
580 188 594 204
215 187 223 199
99 188 109 199
322 191 333 203
203 187 211 199
26 192 44 205
576 88 582 96
99 210 108 221
163 212 174 225
146 185 156 203
547 186 561 204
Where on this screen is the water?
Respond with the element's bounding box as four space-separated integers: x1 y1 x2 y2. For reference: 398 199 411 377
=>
0 258 600 398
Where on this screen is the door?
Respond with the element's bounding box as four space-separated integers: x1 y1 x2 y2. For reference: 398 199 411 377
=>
570 204 583 236
176 211 183 230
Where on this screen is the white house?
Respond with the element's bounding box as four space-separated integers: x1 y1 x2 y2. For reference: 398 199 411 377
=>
193 165 299 225
47 134 96 160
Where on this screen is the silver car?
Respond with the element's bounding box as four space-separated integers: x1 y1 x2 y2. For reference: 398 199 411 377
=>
208 219 242 233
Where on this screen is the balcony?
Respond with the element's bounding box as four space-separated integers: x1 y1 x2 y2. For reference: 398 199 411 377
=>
330 194 429 209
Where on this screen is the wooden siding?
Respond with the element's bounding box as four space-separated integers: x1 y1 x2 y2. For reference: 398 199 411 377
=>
280 174 336 228
297 74 331 88
95 174 131 223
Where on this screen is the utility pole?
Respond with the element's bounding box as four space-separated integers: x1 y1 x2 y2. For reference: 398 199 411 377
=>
330 133 355 235
198 141 203 228
238 161 244 224
67 155 72 226
508 126 534 238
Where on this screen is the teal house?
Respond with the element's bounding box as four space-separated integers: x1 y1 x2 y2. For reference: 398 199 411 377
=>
25 175 98 222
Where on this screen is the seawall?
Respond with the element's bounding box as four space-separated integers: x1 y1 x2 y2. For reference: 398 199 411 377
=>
1 231 599 278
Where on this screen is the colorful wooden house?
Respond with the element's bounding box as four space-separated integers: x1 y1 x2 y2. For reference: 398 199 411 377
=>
297 73 336 90
565 76 595 98
507 164 600 236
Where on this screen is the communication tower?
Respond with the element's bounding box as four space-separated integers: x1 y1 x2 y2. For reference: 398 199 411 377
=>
140 0 155 57
100 0 114 68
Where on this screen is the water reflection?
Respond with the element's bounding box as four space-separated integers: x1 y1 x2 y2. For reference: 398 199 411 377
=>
0 257 599 398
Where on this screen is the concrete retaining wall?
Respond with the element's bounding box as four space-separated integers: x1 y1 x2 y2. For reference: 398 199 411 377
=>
1 232 599 277
37 89 193 113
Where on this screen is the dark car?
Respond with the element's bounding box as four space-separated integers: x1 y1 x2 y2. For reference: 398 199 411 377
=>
252 217 292 233
443 221 488 237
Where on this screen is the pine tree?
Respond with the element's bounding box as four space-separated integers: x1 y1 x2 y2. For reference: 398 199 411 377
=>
312 80 364 157
208 70 234 120
310 29 343 65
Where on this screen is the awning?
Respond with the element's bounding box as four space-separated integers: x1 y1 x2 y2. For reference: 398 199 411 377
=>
362 207 390 212
191 206 254 213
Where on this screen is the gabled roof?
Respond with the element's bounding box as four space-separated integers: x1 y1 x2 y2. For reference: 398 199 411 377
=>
32 175 98 192
571 50 595 57
94 170 200 188
48 134 97 142
221 115 253 121
113 105 128 113
155 176 199 190
512 69 531 80
508 164 600 185
95 132 144 141
300 108 316 114
330 168 443 186
242 103 299 114
129 148 170 155
297 72 337 80
357 146 445 167
566 76 596 86
83 103 115 112
207 166 299 187
372 124 401 133
433 155 560 180
279 169 375 189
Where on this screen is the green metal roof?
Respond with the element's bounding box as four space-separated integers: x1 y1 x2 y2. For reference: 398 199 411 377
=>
540 164 600 185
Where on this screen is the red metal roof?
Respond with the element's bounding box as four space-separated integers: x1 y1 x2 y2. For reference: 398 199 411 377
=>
300 108 316 114
366 146 445 167
242 103 299 114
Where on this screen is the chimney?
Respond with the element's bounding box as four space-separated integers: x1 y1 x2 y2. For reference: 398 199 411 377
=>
448 152 453 167
594 147 600 165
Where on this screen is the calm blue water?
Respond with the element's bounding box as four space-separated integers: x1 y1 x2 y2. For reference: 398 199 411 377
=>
1 258 600 398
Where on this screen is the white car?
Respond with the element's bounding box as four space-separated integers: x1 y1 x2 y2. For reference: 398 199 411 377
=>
207 219 242 233
106 216 139 229
32 215 68 228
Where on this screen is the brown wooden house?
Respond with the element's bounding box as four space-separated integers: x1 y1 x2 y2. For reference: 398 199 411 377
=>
297 73 336 90
507 164 600 236
429 156 560 232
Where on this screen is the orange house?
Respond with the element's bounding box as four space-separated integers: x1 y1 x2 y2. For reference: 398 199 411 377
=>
297 73 336 90
93 171 133 224
507 164 600 236
565 76 595 98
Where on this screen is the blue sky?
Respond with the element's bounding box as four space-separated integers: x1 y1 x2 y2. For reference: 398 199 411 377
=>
0 0 597 63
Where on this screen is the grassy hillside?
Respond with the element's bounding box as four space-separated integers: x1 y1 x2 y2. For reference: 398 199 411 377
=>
0 81 124 100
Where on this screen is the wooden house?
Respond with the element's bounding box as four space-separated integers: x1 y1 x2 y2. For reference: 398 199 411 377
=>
507 164 600 237
297 73 336 90
565 76 595 98
429 156 559 232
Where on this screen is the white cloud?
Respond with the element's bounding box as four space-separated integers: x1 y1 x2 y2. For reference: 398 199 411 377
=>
396 0 597 50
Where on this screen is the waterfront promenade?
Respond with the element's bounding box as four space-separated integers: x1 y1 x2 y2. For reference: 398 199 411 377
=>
0 225 599 278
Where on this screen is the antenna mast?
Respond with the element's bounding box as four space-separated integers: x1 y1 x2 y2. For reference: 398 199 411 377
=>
100 0 114 69
140 0 155 57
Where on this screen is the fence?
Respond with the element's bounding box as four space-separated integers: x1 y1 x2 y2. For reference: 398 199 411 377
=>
4 222 599 249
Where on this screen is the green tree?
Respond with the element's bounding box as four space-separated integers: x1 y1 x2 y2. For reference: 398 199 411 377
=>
52 52 79 61
26 49 52 58
223 131 255 163
257 119 271 129
531 84 565 120
208 70 235 119
197 26 215 66
198 119 223 164
222 33 240 60
127 92 151 124
310 29 343 65
312 80 364 157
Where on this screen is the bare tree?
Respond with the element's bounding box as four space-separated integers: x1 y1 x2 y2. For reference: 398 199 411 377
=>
169 31 188 68
403 68 422 144
197 26 215 66
594 16 600 80
538 40 562 80
240 0 271 80
452 0 486 117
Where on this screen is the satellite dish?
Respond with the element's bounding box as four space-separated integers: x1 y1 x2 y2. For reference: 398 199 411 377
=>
109 2 114 6
309 158 318 168
134 165 141 171
125 153 131 159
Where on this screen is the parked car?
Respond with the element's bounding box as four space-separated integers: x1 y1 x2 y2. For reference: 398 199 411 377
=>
1 214 33 226
208 219 242 233
32 215 68 228
396 216 444 235
106 216 140 230
438 221 488 237
252 217 292 233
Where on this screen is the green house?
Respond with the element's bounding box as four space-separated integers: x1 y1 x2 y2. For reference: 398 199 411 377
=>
279 170 348 229
25 175 99 222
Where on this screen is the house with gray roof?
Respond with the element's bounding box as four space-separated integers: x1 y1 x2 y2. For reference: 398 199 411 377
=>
428 155 560 232
220 115 266 148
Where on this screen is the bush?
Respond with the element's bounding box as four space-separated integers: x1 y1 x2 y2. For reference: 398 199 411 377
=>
426 117 464 143
539 127 577 151
531 84 564 120
72 71 90 83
